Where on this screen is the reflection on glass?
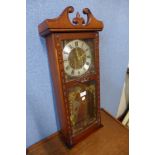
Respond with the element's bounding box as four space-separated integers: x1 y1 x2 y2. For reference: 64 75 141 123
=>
68 80 97 135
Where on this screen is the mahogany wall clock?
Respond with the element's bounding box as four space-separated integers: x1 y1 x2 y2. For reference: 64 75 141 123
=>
38 6 104 147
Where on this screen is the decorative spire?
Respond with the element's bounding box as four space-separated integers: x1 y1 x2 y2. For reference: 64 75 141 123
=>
72 12 85 25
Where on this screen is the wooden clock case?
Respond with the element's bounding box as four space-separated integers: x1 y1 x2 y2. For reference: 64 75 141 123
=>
38 6 104 147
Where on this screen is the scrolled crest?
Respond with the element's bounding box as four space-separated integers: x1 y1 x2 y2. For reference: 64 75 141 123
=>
38 6 103 36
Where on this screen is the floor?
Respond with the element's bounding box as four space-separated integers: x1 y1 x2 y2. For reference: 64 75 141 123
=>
27 109 129 155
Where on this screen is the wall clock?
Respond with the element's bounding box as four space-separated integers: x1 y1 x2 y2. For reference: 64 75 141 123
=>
38 6 104 147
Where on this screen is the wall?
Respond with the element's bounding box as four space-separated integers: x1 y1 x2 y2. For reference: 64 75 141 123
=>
26 0 129 147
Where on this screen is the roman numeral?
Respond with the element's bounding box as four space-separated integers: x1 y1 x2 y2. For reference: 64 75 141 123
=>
86 62 90 65
75 41 78 47
63 51 69 55
69 44 73 49
71 70 74 75
66 65 70 70
81 42 84 48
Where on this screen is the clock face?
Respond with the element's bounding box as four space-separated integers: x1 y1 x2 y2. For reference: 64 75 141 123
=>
63 40 92 77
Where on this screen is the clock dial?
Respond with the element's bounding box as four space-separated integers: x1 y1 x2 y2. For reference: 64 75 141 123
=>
63 40 92 77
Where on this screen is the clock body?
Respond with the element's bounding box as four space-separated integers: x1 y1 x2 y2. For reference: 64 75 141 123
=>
38 6 104 147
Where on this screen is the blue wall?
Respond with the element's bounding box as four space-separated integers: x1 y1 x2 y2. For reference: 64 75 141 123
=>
26 0 129 147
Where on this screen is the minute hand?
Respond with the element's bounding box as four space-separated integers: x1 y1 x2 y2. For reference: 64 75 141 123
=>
75 48 81 61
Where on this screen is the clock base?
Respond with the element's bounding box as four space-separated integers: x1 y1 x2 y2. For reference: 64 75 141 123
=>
60 122 103 148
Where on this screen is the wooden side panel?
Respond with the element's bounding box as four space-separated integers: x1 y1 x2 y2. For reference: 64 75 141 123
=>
45 34 68 139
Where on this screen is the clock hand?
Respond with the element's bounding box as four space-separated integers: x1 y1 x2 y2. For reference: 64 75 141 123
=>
72 48 78 69
75 48 80 61
75 48 78 58
74 58 77 69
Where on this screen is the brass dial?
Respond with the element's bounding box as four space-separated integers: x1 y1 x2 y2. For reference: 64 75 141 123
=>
63 40 92 77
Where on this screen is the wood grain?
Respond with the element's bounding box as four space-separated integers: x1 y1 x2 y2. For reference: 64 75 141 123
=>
27 109 129 155
38 6 104 36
